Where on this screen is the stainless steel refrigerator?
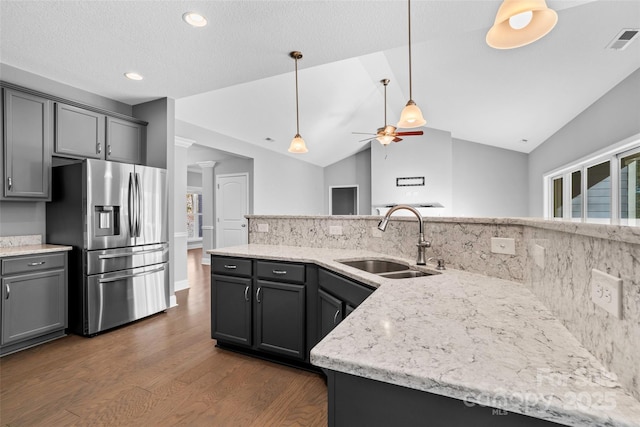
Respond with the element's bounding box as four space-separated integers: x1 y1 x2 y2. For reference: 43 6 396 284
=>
47 159 169 336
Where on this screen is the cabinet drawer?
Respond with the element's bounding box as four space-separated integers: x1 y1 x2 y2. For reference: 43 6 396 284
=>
319 269 374 308
211 256 252 277
1 253 66 275
257 261 305 284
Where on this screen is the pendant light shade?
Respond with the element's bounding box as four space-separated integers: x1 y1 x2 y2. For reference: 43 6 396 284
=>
376 134 395 146
288 51 308 154
486 0 558 49
397 0 426 129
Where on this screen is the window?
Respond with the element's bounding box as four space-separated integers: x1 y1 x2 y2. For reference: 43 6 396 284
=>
187 191 203 240
545 135 640 221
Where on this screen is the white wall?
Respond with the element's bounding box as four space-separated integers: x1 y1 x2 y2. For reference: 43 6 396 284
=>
324 148 371 215
452 138 528 217
187 171 202 187
371 128 453 216
528 68 640 217
175 120 324 215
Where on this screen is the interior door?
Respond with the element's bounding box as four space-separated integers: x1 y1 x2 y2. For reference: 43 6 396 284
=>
216 174 248 248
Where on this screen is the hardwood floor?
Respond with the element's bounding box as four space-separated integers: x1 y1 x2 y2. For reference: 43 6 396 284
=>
0 248 328 426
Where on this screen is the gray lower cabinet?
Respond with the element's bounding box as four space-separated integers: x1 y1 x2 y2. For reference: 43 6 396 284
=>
54 102 105 159
106 117 144 164
1 88 52 200
211 256 309 363
0 252 68 356
318 268 373 341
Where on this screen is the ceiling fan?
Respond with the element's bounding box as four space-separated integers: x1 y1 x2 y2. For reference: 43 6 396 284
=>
353 79 423 145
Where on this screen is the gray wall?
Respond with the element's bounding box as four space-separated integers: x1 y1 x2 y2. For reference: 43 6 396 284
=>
452 138 529 217
187 171 202 187
324 148 371 215
0 201 46 238
528 68 640 217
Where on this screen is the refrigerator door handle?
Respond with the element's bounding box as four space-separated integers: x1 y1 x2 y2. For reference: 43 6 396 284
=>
135 172 142 237
97 247 167 259
128 173 135 236
98 265 165 283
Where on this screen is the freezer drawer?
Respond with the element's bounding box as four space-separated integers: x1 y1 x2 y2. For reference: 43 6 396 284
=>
86 262 169 335
86 243 168 275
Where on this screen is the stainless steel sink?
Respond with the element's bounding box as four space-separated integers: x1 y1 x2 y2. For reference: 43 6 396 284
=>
379 270 436 279
340 259 408 274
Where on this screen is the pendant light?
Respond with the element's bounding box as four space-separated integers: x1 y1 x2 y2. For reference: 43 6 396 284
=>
397 0 426 129
486 0 558 49
376 79 395 146
288 51 308 154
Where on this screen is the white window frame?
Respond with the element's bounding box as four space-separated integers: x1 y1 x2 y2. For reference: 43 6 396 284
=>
543 133 640 220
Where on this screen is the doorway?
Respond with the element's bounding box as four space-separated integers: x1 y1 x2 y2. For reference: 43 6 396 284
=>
215 173 249 248
330 185 359 215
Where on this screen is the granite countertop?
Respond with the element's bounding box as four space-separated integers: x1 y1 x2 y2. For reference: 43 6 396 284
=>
208 244 640 427
0 235 72 258
0 244 73 258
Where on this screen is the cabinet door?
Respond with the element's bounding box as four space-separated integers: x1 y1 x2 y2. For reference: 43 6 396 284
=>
211 274 252 347
2 88 51 199
255 280 306 360
319 289 343 340
1 269 66 345
106 117 144 164
55 103 105 159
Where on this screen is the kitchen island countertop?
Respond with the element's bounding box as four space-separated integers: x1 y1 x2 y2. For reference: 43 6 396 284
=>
207 244 640 427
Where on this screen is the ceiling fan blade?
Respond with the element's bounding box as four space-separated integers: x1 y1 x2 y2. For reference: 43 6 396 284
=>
396 131 424 136
352 132 376 136
393 137 403 142
358 137 375 142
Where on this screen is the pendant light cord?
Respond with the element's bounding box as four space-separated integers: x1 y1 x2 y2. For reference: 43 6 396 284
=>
294 55 300 135
407 0 413 101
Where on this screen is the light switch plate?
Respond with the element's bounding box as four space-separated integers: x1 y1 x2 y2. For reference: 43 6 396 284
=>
591 269 623 318
533 244 545 269
329 225 343 235
257 223 269 233
491 237 516 255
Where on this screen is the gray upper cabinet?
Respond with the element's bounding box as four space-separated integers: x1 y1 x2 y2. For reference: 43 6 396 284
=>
54 103 105 159
106 117 144 164
1 88 52 200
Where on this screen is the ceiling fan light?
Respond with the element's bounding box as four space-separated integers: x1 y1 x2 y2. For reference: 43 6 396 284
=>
486 0 558 49
376 135 395 146
397 100 426 129
288 134 308 153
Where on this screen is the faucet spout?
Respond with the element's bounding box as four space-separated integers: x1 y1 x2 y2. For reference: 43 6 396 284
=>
378 204 430 265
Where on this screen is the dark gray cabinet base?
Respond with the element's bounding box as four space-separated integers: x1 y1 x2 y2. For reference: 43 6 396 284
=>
326 370 561 427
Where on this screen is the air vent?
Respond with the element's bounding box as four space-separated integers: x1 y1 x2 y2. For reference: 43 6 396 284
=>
607 29 639 51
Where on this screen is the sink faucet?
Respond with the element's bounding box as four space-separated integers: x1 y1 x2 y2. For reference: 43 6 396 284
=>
378 205 431 265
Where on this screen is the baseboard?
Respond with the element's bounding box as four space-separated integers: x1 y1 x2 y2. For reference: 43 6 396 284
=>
174 279 190 292
169 295 178 308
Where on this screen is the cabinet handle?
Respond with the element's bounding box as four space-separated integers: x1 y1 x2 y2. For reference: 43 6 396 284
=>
272 270 287 275
244 286 250 302
97 143 102 154
333 309 341 325
5 284 9 300
224 265 237 270
256 287 262 303
7 177 12 191
27 261 46 266
107 145 112 155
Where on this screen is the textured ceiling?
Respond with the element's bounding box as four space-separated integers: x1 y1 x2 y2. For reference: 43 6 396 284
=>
2 0 639 167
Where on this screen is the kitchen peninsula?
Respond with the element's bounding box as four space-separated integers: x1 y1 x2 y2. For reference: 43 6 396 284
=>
208 215 640 427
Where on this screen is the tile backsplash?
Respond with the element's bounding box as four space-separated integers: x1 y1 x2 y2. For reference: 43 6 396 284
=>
247 215 639 400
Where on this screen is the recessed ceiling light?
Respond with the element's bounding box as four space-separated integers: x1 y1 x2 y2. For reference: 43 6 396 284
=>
124 72 143 81
183 12 207 27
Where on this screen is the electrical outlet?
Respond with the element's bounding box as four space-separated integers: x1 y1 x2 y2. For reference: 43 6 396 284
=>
591 269 623 319
533 244 545 269
491 237 516 255
329 225 343 235
257 223 269 233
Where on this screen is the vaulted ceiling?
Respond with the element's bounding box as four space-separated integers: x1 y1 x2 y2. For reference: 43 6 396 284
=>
2 1 639 167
